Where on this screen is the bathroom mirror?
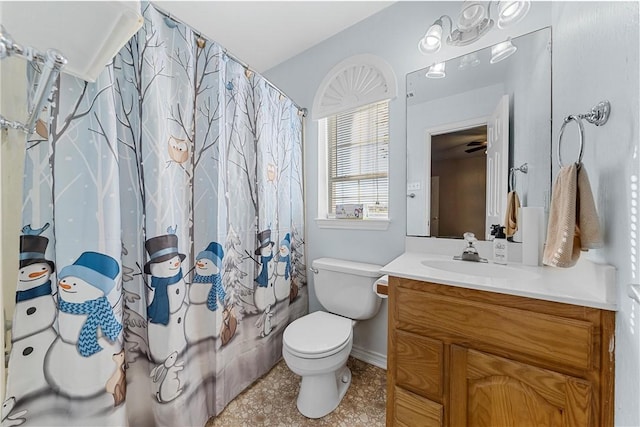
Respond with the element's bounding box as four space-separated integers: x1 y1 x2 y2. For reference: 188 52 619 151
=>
406 27 551 240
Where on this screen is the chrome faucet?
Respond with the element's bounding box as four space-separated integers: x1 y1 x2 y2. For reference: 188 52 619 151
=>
453 232 488 263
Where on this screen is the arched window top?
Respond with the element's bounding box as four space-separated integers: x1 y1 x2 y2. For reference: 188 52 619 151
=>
312 54 397 120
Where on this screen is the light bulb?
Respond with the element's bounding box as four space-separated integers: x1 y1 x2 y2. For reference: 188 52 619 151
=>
490 39 517 64
497 0 531 28
459 52 480 70
426 62 446 79
418 22 443 54
458 1 487 31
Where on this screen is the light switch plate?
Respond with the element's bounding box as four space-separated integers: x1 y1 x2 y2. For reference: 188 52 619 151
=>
407 182 421 191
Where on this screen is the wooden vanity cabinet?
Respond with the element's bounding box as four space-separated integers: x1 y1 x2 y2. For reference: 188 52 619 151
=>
386 276 615 427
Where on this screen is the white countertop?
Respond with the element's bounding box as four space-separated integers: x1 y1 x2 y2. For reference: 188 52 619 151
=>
381 252 617 311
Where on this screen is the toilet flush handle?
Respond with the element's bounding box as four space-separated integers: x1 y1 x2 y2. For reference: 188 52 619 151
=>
309 267 319 274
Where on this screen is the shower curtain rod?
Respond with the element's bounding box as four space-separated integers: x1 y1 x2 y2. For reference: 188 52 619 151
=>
0 25 68 134
152 3 307 117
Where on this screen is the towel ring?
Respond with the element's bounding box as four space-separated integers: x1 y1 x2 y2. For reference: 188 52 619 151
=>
557 100 611 168
508 163 528 192
557 115 585 167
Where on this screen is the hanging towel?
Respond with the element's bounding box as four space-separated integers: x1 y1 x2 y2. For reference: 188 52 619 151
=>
576 165 603 250
504 191 521 238
543 163 603 267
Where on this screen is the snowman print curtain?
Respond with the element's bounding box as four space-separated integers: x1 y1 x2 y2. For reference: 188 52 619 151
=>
3 4 307 426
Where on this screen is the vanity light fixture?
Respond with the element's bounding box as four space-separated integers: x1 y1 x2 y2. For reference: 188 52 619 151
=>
417 0 530 55
425 62 446 78
490 38 517 63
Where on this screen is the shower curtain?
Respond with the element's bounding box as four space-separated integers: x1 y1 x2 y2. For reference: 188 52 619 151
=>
3 4 307 426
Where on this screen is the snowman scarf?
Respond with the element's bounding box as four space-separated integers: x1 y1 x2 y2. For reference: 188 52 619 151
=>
192 273 227 311
280 254 291 280
16 280 52 302
147 270 183 325
255 254 273 287
58 296 122 357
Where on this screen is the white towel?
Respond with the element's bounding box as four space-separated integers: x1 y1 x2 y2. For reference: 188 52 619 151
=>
543 163 603 267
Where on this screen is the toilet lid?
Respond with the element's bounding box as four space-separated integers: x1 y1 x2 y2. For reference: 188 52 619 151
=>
284 311 352 356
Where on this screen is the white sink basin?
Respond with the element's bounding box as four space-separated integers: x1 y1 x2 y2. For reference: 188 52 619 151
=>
381 251 616 310
421 259 539 281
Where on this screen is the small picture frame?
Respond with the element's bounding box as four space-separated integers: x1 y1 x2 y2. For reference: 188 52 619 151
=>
335 204 364 220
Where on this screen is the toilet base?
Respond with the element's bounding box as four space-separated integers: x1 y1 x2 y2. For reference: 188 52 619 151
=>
297 365 352 419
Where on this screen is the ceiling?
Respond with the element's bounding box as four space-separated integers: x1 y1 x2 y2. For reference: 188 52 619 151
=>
159 1 395 73
432 125 488 161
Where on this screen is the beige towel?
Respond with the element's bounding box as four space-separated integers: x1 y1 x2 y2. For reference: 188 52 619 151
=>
543 163 603 267
504 191 521 238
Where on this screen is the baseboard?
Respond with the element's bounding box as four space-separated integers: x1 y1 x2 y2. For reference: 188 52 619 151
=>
350 345 387 370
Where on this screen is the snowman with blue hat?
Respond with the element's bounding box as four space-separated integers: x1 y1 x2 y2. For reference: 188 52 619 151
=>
274 233 291 302
44 251 123 398
185 241 227 344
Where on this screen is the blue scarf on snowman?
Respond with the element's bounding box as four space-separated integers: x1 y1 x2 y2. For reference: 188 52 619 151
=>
147 270 183 325
255 254 273 288
193 273 226 311
15 280 52 302
280 255 291 280
58 296 122 357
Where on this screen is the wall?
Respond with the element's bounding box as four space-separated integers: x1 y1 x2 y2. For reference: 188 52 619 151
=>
0 47 27 401
551 2 639 425
0 3 4 395
265 1 552 363
1 58 26 323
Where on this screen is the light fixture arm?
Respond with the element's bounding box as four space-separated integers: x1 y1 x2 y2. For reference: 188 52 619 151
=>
487 1 496 21
436 15 454 40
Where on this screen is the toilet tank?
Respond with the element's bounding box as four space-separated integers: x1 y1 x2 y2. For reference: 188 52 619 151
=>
312 258 383 320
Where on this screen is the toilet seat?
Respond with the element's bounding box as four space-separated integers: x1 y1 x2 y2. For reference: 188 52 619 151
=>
284 311 352 359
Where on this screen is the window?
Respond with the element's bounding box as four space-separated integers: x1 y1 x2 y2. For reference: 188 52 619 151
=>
325 101 389 219
312 54 396 228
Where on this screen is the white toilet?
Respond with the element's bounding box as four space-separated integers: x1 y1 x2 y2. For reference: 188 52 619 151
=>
282 257 383 418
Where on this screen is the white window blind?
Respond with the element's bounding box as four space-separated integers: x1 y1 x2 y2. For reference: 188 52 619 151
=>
327 101 389 217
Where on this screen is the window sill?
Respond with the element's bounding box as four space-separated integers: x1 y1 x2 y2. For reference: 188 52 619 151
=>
315 218 390 231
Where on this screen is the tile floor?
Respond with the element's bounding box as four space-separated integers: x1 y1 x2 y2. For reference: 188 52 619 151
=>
206 357 386 427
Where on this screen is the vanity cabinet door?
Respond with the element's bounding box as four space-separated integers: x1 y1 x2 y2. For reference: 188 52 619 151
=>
450 346 593 427
394 387 443 427
395 330 443 401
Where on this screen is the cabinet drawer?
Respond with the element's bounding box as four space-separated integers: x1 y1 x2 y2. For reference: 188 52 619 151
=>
396 331 443 400
394 386 442 427
396 287 594 371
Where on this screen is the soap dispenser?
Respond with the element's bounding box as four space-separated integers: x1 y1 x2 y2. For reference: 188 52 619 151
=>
493 226 508 265
489 224 500 241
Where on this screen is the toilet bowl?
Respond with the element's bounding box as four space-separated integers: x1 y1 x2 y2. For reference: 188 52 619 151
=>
282 258 383 419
